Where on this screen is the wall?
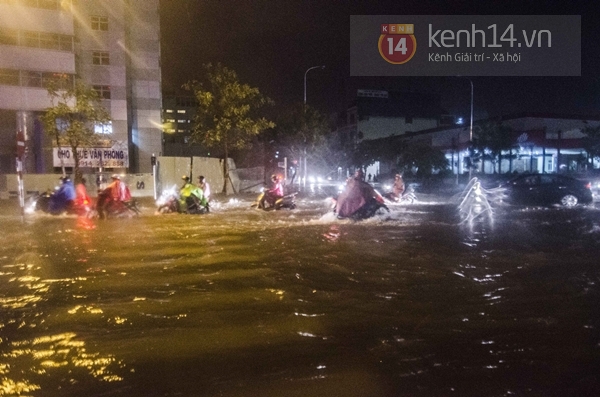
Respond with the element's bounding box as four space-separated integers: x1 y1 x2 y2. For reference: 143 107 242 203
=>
0 172 155 199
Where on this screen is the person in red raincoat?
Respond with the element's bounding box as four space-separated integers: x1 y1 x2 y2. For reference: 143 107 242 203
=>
335 169 384 219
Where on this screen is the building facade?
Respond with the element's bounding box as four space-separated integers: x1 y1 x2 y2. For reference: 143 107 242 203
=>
0 0 162 174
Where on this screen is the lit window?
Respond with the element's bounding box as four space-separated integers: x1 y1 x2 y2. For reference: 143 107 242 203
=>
92 51 110 65
165 109 174 113
177 110 186 114
177 119 187 123
94 122 112 134
91 16 108 31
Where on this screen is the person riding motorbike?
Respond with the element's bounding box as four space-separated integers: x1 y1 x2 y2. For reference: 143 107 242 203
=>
386 173 406 202
334 169 386 219
75 177 92 209
259 174 284 209
197 175 211 211
97 174 124 218
48 176 76 214
179 175 205 213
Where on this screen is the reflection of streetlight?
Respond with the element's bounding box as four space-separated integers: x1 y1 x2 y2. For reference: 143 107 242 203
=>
304 65 325 104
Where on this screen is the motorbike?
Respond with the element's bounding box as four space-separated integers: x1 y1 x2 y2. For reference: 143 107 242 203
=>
331 195 389 221
382 186 417 204
251 190 297 210
29 190 92 217
156 185 208 214
95 191 141 219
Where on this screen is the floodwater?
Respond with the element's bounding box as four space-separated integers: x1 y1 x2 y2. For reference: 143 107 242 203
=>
1 190 600 397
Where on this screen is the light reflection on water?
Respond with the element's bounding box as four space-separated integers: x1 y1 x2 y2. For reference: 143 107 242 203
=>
0 195 599 396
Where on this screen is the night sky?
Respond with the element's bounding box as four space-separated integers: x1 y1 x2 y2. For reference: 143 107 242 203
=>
159 0 600 121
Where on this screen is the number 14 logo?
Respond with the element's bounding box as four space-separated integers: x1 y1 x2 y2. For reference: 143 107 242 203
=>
378 33 417 64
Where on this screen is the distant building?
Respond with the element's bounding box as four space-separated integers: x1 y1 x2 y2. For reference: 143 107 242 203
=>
332 89 452 147
429 113 600 174
0 0 162 174
161 95 211 157
370 113 600 175
330 89 453 177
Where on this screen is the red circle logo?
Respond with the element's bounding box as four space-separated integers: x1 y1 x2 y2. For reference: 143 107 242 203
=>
378 34 417 64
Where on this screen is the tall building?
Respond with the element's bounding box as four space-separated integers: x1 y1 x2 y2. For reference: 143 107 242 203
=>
0 0 162 174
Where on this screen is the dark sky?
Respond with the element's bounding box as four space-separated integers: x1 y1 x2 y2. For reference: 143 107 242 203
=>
159 0 600 121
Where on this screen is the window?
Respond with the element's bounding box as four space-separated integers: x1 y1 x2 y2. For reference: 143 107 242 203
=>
58 35 73 51
177 109 186 114
2 0 60 9
165 109 174 113
0 69 73 88
22 31 72 51
91 16 108 31
92 85 111 99
0 29 18 46
92 51 110 65
177 119 187 123
41 72 72 89
22 71 42 87
23 31 39 47
0 69 20 86
39 32 60 50
37 0 59 9
94 122 112 135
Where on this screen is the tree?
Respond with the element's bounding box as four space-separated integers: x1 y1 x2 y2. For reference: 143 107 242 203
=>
273 103 330 182
184 63 275 193
473 120 514 173
581 124 600 167
41 77 111 183
397 143 449 177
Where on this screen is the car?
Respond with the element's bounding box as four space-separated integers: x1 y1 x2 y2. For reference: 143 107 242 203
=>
500 174 593 207
576 169 600 199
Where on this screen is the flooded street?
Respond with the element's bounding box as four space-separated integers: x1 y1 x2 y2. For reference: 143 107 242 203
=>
1 192 600 396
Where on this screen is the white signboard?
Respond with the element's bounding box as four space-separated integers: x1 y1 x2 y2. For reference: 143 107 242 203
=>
53 141 129 168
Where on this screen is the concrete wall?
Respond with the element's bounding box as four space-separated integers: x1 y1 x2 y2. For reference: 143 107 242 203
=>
156 156 239 195
0 156 250 198
0 172 155 199
156 156 191 194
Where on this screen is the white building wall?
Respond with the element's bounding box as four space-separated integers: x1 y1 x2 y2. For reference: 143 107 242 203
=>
358 117 438 141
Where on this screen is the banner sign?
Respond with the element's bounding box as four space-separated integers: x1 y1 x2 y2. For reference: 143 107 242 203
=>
53 141 129 168
350 15 581 76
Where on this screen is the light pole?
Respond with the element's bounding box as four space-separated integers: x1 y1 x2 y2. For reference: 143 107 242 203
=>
457 76 474 181
302 65 325 188
304 65 325 104
467 78 474 181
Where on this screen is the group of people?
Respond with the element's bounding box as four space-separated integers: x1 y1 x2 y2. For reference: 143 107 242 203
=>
46 174 135 218
333 169 407 219
95 174 137 218
178 175 211 213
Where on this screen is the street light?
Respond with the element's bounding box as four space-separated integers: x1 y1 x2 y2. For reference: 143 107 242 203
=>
304 65 325 104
